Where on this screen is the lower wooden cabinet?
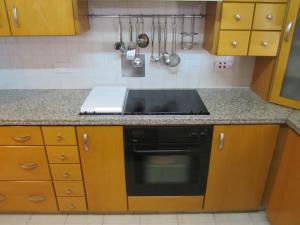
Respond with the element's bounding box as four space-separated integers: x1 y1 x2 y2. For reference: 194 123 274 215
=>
0 181 57 212
76 126 127 212
204 125 279 211
0 0 11 36
267 129 300 225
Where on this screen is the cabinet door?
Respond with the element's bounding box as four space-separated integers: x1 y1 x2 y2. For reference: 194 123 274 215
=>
76 126 127 212
5 0 75 35
267 129 300 225
270 0 300 109
0 0 10 35
204 125 279 211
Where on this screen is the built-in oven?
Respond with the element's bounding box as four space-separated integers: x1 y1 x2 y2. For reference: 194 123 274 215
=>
124 126 213 196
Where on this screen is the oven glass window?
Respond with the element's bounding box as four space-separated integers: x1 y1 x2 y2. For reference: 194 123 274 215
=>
143 155 190 184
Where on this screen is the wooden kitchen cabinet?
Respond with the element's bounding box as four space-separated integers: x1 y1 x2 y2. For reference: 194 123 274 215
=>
76 126 127 212
0 0 10 36
267 129 300 225
4 0 89 36
204 125 279 211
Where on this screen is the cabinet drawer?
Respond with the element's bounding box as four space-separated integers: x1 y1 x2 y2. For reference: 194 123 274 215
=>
47 146 80 164
0 146 51 180
42 126 77 145
54 181 85 197
57 197 87 212
0 126 43 145
218 31 250 55
253 4 286 30
50 164 82 181
0 181 57 212
248 31 281 56
221 3 255 30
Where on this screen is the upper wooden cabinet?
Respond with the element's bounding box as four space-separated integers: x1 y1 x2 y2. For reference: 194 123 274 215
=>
76 126 128 212
267 129 300 225
0 0 10 36
4 0 89 36
204 125 279 211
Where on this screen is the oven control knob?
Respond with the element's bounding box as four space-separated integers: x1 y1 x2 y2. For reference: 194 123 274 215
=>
189 132 199 138
132 139 138 143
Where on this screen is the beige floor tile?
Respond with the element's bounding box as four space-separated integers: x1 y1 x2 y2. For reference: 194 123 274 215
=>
65 215 103 224
252 222 271 225
214 213 252 223
178 213 214 223
215 223 253 225
28 215 67 225
0 214 30 225
248 211 268 222
140 214 177 224
103 215 140 225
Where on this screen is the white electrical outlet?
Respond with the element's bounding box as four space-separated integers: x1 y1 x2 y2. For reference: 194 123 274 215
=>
214 57 234 72
54 62 73 73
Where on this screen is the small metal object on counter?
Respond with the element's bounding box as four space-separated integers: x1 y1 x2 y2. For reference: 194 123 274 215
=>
137 17 149 48
150 17 156 63
162 16 170 65
180 15 198 50
168 17 181 67
155 17 162 62
133 17 144 68
114 15 126 53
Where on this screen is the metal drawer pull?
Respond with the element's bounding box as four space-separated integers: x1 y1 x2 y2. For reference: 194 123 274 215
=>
219 133 225 150
28 195 46 203
284 21 293 42
20 162 39 170
12 135 31 142
56 134 64 142
266 14 273 21
69 203 76 209
65 188 73 195
59 154 66 161
234 14 241 21
261 41 268 48
231 41 238 48
12 6 20 28
63 172 70 178
0 194 6 202
83 133 89 152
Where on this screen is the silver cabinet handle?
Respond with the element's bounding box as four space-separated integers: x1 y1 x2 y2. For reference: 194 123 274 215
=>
234 13 241 21
69 203 76 209
12 6 20 28
284 21 293 42
12 135 31 142
231 41 238 48
0 194 6 202
20 162 39 170
261 41 268 48
28 195 46 203
63 172 70 178
56 134 64 142
219 133 225 150
59 154 66 161
65 188 73 195
266 14 273 21
83 133 89 152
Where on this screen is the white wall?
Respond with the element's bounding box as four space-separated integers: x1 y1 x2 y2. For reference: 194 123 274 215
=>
0 1 255 89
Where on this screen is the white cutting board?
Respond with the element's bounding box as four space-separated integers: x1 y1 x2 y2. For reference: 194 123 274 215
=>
80 86 128 114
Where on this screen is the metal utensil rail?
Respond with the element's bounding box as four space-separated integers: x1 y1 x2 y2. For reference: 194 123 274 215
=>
88 14 206 19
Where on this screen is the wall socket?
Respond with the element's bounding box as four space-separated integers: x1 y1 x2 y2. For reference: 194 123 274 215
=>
214 57 234 72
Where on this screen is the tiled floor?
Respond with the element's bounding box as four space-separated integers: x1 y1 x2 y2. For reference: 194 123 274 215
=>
0 211 270 225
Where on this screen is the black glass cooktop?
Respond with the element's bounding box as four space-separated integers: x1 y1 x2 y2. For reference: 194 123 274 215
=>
124 90 209 115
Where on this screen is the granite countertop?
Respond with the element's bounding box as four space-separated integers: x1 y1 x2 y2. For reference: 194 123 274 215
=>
0 88 299 134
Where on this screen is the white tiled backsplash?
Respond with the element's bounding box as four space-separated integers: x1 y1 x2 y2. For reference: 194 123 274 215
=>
0 1 255 89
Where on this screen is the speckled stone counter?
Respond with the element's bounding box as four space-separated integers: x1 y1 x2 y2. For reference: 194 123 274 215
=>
0 88 297 132
287 110 300 135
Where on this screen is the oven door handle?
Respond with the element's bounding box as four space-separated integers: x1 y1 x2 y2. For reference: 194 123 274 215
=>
133 149 186 154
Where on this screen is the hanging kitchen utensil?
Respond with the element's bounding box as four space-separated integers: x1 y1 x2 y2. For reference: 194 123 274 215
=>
127 16 136 60
168 17 181 67
180 15 198 50
137 17 149 48
132 17 144 68
150 17 156 63
114 15 126 53
162 16 170 65
154 17 162 62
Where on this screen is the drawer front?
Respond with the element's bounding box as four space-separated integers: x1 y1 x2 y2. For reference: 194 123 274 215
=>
224 0 287 2
248 31 281 56
221 3 255 30
54 181 85 197
253 4 286 30
0 126 43 145
42 126 77 145
0 146 51 180
0 181 58 212
47 146 80 164
50 164 82 181
57 197 87 212
218 31 250 55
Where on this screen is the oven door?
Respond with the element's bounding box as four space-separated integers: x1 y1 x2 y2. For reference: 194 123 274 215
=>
125 143 211 196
